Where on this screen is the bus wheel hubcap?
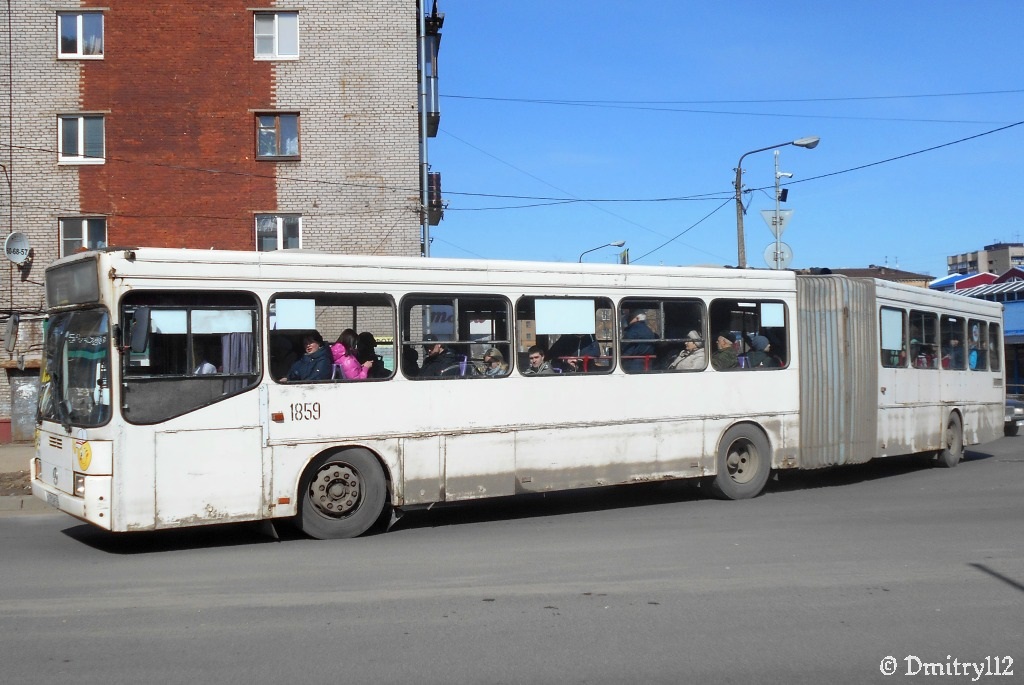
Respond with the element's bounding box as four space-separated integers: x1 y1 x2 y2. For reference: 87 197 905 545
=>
310 464 361 517
726 442 756 484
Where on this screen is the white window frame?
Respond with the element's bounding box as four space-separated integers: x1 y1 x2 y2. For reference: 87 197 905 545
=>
60 217 108 257
57 12 104 59
256 214 302 252
254 12 299 60
58 114 105 164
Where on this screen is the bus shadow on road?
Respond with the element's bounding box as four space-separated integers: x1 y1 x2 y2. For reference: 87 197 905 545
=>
390 479 706 533
766 447 995 493
58 446 998 552
59 519 300 554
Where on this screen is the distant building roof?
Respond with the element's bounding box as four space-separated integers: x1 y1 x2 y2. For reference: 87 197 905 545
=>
954 280 1024 298
929 273 970 290
955 272 998 289
830 265 932 285
993 266 1024 284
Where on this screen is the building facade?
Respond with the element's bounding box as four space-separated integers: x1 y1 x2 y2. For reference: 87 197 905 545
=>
948 243 1024 275
1 1 440 440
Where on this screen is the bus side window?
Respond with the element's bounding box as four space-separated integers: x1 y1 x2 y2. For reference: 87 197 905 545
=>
401 294 511 379
516 296 613 376
940 315 966 370
269 293 395 383
909 310 938 369
121 291 260 423
968 319 988 371
880 307 906 368
989 322 1002 371
709 298 789 370
620 297 706 373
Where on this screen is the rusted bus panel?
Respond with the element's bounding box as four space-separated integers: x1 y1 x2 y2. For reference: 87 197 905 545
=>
796 276 879 468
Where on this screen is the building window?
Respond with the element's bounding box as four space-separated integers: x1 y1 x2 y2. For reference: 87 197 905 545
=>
254 12 299 59
256 215 301 251
256 114 300 159
60 218 107 256
58 12 103 58
59 115 104 164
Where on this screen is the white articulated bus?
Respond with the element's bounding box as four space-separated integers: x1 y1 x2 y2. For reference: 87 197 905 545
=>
31 249 1004 538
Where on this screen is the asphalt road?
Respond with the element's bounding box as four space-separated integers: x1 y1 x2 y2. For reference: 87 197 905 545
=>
1 439 1021 685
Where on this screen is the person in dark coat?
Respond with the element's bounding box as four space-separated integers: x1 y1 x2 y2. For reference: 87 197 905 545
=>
746 335 778 368
418 334 462 377
621 312 656 372
712 331 739 370
282 331 332 382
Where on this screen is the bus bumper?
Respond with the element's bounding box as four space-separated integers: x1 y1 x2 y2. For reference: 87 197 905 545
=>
32 472 112 530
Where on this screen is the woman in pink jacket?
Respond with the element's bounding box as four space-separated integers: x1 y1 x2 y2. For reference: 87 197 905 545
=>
330 329 372 380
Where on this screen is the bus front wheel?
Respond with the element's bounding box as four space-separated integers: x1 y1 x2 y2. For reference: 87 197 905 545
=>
298 448 388 539
936 414 963 468
709 425 772 500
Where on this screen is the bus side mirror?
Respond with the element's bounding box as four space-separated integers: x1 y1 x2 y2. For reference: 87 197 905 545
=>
129 307 150 353
3 314 18 353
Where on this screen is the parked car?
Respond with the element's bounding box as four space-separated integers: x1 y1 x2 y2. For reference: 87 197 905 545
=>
1005 398 1024 436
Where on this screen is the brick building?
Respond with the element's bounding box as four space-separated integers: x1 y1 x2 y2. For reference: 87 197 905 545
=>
1 1 442 440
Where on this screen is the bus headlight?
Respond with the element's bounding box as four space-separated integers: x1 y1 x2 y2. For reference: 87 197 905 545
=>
74 473 86 498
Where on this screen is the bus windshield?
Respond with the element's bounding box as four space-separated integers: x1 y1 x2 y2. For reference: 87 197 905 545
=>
38 309 112 428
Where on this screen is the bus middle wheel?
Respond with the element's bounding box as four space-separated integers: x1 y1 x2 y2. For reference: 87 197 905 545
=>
709 424 772 500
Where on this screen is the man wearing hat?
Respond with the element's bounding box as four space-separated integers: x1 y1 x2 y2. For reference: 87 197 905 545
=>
746 334 777 368
418 334 461 377
712 330 739 370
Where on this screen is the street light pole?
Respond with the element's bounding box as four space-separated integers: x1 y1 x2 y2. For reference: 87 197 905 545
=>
579 240 626 263
733 136 819 268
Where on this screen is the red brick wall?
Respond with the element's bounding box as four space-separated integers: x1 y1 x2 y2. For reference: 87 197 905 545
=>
78 0 275 249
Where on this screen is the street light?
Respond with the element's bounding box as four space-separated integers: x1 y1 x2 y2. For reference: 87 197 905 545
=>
579 240 626 263
733 136 819 268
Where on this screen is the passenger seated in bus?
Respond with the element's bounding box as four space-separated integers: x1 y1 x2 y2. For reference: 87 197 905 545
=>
621 312 656 371
745 335 778 368
668 330 705 370
193 358 216 374
356 331 390 378
402 345 420 377
419 334 462 377
942 336 965 369
712 331 739 370
330 329 371 380
910 338 935 368
548 333 600 372
192 341 218 375
281 331 333 382
482 347 509 376
522 345 556 375
270 334 299 380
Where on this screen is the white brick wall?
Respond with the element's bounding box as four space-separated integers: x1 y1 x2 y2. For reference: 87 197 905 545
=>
271 0 421 258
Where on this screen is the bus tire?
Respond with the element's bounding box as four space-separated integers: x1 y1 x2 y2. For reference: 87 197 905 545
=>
936 413 963 468
709 424 772 500
298 448 388 539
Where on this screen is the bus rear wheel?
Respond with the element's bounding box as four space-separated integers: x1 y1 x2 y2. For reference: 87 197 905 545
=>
709 424 772 500
298 449 388 539
936 413 963 468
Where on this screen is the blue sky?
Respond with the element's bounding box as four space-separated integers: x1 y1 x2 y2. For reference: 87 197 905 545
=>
426 1 1024 277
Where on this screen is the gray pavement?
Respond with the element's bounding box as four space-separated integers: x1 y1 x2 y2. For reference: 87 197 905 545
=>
0 441 50 515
